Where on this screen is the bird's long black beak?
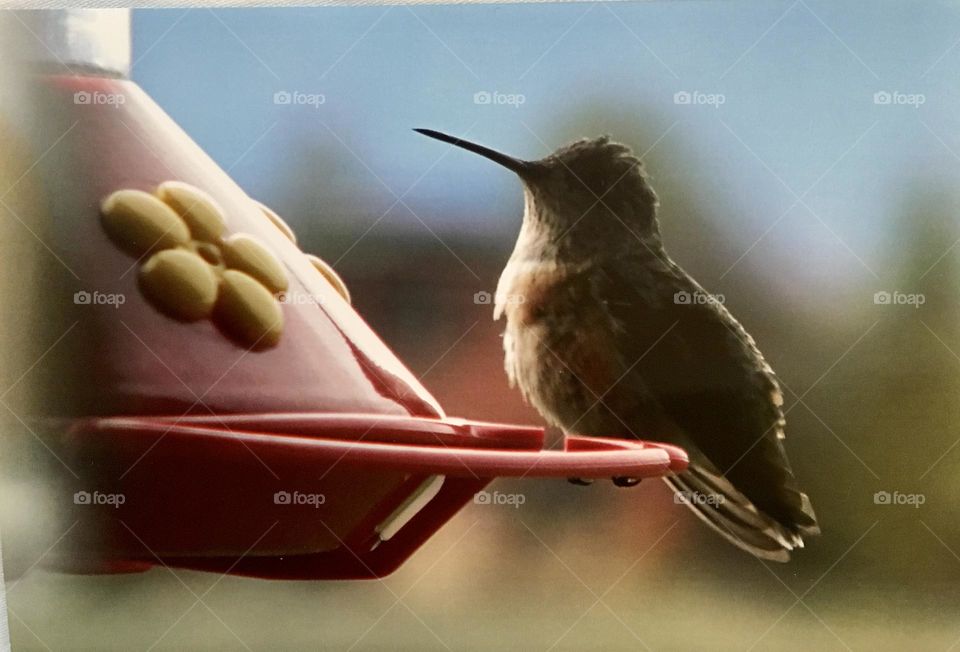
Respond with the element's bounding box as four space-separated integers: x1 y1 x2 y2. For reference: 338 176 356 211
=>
414 128 530 176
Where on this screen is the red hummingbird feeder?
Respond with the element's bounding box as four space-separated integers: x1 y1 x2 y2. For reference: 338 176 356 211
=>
25 10 687 580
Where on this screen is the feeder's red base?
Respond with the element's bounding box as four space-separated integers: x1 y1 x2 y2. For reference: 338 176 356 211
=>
51 414 687 580
29 74 688 581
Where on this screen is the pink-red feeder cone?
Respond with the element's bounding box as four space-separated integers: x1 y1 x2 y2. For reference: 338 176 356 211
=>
34 74 687 580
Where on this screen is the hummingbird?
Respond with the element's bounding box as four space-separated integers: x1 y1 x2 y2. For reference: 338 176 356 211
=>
415 128 820 561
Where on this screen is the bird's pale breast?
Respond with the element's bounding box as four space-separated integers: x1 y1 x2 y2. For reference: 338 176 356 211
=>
496 259 629 435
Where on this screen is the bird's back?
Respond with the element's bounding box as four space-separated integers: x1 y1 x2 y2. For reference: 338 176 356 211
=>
498 247 819 559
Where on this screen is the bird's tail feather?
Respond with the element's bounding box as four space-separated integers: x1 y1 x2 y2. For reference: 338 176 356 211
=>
664 463 815 562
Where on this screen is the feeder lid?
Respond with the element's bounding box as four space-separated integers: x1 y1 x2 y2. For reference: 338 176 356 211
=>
20 9 131 77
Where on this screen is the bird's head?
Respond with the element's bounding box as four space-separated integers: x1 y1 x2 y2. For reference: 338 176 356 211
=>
415 129 662 258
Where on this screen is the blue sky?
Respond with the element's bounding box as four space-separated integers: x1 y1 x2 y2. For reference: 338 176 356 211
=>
131 2 960 292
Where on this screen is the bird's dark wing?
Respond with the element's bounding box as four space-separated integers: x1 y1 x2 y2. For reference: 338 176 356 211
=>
589 257 818 558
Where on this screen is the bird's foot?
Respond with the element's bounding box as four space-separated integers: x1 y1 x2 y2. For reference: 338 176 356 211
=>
612 476 642 487
567 477 594 486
